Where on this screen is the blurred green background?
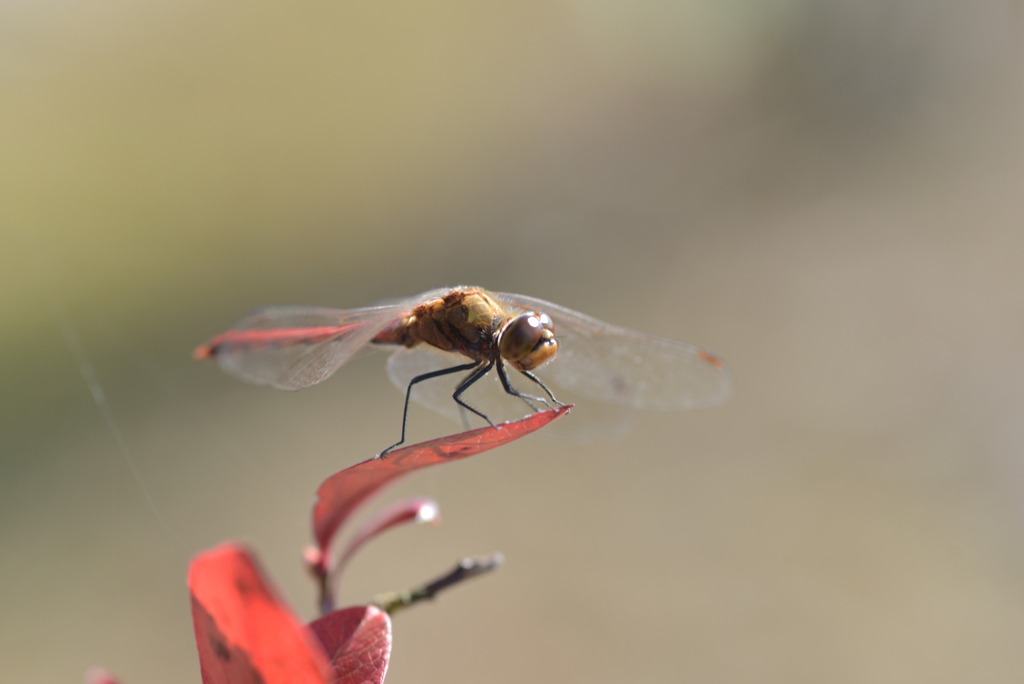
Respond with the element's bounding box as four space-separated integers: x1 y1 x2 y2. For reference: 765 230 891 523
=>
4 2 1024 682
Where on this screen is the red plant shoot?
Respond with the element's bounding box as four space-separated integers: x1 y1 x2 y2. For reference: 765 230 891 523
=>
310 406 570 610
173 407 571 684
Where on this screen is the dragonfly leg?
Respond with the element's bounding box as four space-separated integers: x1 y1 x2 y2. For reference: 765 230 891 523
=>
518 369 566 407
380 360 482 457
452 360 496 427
496 360 551 412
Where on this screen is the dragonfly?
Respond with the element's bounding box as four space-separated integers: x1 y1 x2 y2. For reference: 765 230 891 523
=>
194 286 731 454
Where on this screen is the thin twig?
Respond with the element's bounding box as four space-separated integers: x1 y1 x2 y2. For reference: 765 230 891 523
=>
373 553 504 615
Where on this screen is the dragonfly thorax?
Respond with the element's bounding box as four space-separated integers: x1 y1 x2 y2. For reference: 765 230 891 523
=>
375 288 505 362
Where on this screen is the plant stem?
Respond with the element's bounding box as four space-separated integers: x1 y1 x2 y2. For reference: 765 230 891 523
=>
373 553 504 615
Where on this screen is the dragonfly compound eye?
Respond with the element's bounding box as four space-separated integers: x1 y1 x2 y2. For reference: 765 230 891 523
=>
499 312 558 371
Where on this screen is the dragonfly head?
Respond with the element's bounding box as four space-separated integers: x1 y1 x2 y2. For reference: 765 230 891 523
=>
498 312 558 371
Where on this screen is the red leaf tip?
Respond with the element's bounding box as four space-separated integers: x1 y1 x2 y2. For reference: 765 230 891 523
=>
415 500 440 525
303 545 327 579
84 667 122 684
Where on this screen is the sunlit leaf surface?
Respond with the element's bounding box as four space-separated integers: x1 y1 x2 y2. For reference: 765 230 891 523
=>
312 406 571 555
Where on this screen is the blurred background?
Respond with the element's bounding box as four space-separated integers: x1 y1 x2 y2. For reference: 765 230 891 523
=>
3 1 1024 682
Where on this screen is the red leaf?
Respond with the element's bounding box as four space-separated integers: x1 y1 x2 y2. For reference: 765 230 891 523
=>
332 497 439 585
83 667 122 684
312 406 571 555
309 606 392 684
189 543 331 684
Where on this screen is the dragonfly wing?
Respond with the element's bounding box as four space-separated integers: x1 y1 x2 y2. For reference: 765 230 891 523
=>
196 305 402 390
495 293 732 411
198 288 451 390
